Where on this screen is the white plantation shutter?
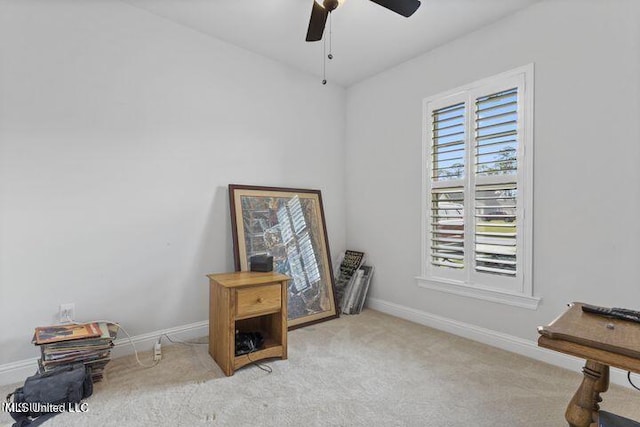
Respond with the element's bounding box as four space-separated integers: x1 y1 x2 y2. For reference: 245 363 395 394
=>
431 103 465 182
430 187 465 269
474 183 517 275
428 101 466 277
475 88 518 177
422 65 534 303
473 88 519 277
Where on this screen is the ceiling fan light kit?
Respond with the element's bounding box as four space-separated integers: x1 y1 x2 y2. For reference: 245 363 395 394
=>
314 0 344 12
306 0 421 84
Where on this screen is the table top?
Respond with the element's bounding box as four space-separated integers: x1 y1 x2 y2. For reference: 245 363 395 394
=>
538 302 640 372
207 271 290 288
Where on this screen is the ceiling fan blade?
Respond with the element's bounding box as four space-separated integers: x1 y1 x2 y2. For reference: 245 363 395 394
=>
306 1 329 42
369 0 421 17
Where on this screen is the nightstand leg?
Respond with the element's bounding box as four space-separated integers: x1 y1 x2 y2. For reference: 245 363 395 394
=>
565 360 608 427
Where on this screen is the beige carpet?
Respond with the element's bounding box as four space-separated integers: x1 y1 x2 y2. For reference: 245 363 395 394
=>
2 309 640 426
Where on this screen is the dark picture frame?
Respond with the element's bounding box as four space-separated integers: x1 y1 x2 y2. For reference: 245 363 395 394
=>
228 184 339 329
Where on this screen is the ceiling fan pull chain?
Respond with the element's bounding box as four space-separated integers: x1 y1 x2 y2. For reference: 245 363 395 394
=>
328 12 333 60
322 32 327 85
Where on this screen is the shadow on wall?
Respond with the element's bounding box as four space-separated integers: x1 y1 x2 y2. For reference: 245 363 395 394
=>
176 186 235 317
202 185 235 274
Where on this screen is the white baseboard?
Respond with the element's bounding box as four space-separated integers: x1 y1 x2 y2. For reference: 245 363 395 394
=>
366 297 634 389
0 358 40 387
0 320 209 387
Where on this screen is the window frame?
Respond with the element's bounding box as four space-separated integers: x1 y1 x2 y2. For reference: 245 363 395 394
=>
417 64 539 310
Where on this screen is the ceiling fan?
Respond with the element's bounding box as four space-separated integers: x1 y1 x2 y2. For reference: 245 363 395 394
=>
306 0 421 42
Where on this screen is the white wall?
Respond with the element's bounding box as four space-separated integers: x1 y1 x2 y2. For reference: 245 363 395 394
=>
346 0 640 340
0 0 346 365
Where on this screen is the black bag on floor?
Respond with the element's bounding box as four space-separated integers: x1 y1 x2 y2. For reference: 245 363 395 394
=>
5 363 92 426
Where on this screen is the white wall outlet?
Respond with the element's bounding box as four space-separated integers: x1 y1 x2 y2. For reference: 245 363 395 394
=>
59 303 75 323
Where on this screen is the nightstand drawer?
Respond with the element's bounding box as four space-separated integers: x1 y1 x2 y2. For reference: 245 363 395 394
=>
236 284 281 317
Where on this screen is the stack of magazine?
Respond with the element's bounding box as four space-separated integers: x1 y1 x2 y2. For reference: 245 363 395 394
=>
335 250 374 315
32 322 119 382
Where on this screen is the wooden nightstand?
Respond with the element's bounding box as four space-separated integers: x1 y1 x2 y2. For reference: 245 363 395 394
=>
207 271 289 376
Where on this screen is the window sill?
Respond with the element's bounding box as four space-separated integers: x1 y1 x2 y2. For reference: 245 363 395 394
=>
415 276 541 310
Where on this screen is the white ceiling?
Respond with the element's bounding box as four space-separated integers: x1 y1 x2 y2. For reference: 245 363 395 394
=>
122 0 540 86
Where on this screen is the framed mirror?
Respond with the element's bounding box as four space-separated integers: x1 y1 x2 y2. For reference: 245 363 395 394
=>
228 184 338 329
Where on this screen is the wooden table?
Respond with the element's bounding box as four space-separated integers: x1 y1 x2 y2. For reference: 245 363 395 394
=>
538 302 640 427
207 271 289 376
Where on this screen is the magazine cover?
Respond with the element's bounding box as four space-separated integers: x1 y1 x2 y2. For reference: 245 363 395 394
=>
34 323 101 345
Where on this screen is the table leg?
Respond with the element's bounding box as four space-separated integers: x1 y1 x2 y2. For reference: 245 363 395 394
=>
565 360 609 427
593 363 609 410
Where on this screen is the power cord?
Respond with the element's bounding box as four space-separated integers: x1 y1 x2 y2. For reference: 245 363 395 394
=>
628 371 640 391
162 334 208 346
245 348 272 374
72 320 161 369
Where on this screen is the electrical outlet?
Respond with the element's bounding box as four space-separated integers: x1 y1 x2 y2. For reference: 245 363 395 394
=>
59 303 75 323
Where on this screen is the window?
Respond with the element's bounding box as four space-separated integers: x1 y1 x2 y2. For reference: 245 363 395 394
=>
418 65 538 309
